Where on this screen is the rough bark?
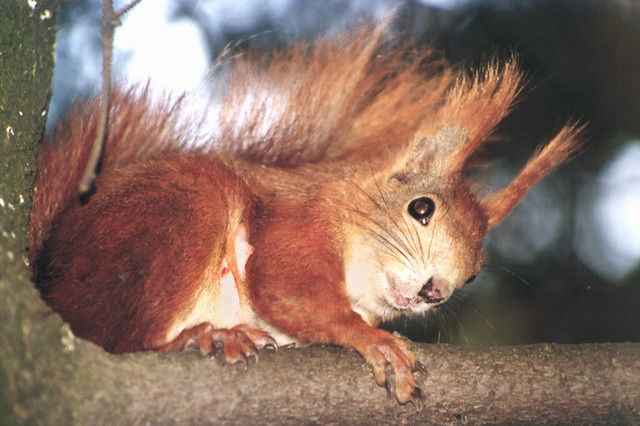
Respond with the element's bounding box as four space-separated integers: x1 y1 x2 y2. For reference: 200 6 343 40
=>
0 1 59 424
1 1 639 424
0 0 56 284
2 314 640 425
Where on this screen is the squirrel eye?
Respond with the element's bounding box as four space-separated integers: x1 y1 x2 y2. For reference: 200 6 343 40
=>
408 197 435 226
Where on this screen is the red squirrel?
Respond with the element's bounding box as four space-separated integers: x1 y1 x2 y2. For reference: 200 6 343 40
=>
28 21 582 408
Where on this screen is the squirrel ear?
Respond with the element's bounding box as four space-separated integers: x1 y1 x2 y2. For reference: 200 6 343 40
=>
399 59 523 181
393 124 469 181
441 59 523 174
481 123 584 229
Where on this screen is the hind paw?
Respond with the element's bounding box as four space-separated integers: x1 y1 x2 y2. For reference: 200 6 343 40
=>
160 323 277 365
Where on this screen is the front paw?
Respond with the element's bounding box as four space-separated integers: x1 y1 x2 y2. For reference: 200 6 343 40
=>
361 331 427 409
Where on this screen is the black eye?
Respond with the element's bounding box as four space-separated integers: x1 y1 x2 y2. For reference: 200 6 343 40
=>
465 275 477 285
408 197 435 226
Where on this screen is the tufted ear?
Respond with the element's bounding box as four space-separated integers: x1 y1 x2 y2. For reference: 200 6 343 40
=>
391 124 468 182
481 123 584 229
398 59 523 181
390 59 522 183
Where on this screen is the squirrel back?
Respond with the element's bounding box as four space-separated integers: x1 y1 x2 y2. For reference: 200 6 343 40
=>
30 23 439 257
29 20 582 407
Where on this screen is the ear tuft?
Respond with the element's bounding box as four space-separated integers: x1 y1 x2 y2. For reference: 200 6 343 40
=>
481 122 585 229
426 58 523 174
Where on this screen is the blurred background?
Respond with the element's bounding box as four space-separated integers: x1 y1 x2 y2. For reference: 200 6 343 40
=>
50 0 640 345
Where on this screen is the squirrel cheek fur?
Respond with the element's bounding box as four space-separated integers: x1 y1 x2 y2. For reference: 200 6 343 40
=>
29 21 582 408
343 182 486 325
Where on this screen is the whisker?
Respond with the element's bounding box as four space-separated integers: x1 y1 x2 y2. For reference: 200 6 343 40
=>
456 295 498 345
361 221 416 267
439 302 471 345
400 213 424 267
499 266 534 289
447 287 503 345
342 204 414 266
367 162 422 264
483 264 535 290
338 182 421 271
344 177 385 211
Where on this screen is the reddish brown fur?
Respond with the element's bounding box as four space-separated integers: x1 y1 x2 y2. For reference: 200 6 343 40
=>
35 152 251 352
481 124 584 228
29 21 582 407
29 87 192 262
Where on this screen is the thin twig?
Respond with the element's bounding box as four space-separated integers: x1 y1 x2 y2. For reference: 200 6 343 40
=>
78 0 144 195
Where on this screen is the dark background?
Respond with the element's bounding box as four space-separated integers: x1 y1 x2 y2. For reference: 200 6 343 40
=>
50 0 640 345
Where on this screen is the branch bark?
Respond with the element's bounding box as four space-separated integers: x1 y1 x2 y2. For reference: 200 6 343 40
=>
1 1 639 424
3 309 640 424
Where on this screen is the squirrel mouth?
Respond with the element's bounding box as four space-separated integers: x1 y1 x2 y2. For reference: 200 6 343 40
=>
386 276 422 310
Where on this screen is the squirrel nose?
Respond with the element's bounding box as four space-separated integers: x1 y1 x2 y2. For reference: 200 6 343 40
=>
417 278 445 304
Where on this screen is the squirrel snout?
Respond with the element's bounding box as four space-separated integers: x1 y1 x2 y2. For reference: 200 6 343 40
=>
417 278 446 304
417 274 477 304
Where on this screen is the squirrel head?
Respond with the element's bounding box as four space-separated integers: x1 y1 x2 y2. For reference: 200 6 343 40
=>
342 61 582 324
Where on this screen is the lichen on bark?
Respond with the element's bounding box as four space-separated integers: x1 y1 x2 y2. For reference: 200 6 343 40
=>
0 0 57 283
0 0 59 423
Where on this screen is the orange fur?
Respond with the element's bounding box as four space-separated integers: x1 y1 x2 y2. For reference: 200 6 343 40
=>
481 123 584 228
29 21 582 407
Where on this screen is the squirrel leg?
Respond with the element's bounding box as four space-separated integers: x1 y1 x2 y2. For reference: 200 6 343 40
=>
246 217 426 408
159 252 276 365
256 299 425 407
309 311 426 409
159 323 276 365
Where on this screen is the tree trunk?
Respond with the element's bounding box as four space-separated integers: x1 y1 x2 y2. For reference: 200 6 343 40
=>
1 1 638 424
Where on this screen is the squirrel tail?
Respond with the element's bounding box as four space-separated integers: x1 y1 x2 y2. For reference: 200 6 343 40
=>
29 18 579 258
28 86 188 262
204 18 454 166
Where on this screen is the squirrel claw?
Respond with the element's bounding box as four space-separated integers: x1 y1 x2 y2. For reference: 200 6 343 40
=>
383 380 392 397
413 361 428 377
262 339 278 351
218 325 272 366
224 352 249 367
401 387 425 412
356 330 426 410
231 324 278 351
161 323 276 367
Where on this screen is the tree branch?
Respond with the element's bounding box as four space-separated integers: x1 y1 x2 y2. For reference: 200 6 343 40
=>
4 302 640 424
78 0 143 194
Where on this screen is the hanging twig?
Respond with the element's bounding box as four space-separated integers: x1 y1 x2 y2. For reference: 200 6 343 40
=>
78 0 144 195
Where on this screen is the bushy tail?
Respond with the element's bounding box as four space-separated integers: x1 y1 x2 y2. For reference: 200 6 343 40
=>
203 19 455 166
28 86 189 262
31 18 554 260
